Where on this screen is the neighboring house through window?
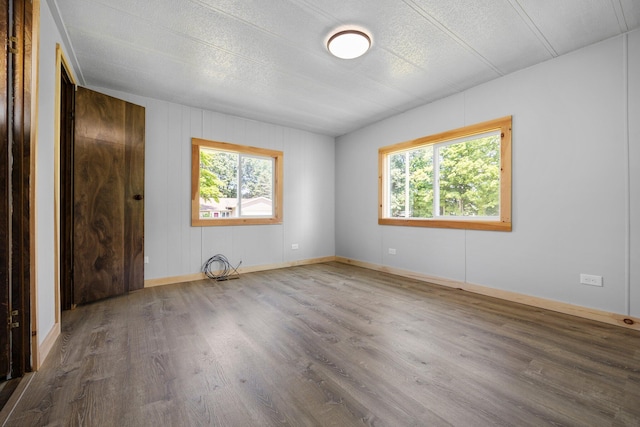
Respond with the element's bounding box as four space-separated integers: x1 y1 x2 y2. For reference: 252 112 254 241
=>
192 138 283 226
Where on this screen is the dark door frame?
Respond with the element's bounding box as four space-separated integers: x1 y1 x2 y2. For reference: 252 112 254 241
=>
0 0 35 381
9 0 32 380
1 0 13 380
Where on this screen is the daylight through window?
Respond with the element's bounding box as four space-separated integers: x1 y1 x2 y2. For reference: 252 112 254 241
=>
192 138 283 226
379 116 511 231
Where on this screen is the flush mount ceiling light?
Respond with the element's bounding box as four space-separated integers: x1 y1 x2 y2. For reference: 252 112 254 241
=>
327 29 371 59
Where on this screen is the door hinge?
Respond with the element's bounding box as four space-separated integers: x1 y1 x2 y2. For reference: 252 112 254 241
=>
8 310 19 329
8 36 19 54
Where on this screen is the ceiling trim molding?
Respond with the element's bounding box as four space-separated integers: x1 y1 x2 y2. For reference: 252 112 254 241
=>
506 0 558 57
612 0 630 32
46 0 86 85
401 0 505 77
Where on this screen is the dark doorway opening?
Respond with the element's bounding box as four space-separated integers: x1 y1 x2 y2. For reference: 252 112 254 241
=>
59 56 75 311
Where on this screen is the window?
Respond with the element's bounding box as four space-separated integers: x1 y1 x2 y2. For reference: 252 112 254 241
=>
378 116 511 231
191 138 283 226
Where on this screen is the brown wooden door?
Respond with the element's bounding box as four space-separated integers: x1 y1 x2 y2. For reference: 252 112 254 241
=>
73 87 145 305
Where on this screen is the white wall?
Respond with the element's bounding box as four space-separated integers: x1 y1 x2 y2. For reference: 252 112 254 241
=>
89 89 336 280
337 30 640 317
36 0 66 346
630 30 640 317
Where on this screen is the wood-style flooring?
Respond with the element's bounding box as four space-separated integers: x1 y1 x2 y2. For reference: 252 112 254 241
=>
3 262 640 426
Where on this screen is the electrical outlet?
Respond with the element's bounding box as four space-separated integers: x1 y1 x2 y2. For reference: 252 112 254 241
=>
291 243 299 250
580 274 602 287
388 248 396 255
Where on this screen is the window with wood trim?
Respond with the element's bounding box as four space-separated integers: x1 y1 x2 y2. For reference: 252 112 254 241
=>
378 116 512 231
191 138 283 226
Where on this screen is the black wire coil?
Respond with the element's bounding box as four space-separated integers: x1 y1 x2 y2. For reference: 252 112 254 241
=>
202 254 241 281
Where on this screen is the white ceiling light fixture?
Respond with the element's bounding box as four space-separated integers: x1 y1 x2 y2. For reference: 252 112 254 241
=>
327 29 371 59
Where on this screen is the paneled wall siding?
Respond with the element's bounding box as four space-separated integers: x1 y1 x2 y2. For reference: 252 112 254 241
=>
94 89 336 281
336 30 640 317
629 30 640 317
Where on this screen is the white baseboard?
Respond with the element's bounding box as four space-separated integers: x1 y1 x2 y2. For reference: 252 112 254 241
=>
335 257 640 331
36 321 61 369
144 256 337 288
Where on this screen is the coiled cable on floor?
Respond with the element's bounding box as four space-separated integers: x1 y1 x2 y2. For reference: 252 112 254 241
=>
202 254 242 281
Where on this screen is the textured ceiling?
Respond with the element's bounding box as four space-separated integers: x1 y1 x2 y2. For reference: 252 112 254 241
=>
49 0 640 136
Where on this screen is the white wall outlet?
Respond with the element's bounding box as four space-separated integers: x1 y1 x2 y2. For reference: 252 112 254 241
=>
388 248 396 255
144 256 149 264
291 243 299 250
580 274 602 287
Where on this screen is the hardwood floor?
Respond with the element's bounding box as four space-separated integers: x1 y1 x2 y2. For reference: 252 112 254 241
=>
3 262 640 426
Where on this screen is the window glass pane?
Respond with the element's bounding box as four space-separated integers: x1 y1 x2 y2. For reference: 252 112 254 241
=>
389 148 434 218
199 148 238 219
408 147 434 218
388 152 406 217
438 134 500 217
240 155 274 217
